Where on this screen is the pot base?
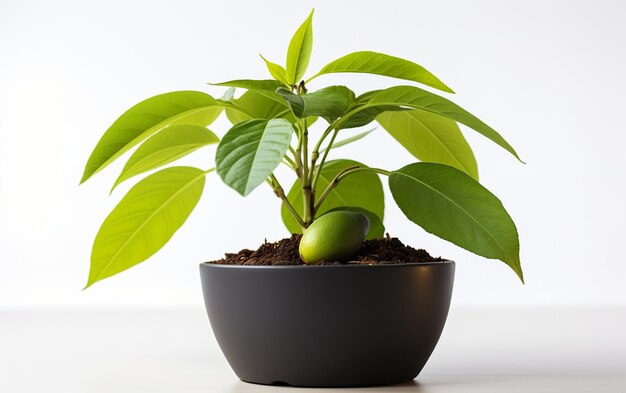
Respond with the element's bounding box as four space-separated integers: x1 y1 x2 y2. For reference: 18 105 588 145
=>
200 262 455 388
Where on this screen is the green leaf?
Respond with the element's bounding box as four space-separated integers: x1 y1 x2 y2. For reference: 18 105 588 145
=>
81 91 221 184
86 166 208 288
338 86 522 161
225 89 292 124
338 105 407 130
112 125 219 190
282 159 385 234
216 119 295 196
376 110 478 179
311 51 454 93
331 89 400 130
220 87 236 101
325 206 385 240
260 54 290 85
389 162 522 282
211 79 285 91
286 9 314 83
320 128 375 153
355 89 383 102
275 86 355 122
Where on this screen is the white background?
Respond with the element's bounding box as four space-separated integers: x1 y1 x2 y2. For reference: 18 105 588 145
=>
1 0 625 309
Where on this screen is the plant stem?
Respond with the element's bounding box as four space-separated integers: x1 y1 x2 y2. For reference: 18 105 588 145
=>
313 166 390 212
293 137 303 180
311 125 335 165
267 173 306 228
311 128 338 191
300 119 314 227
301 120 309 182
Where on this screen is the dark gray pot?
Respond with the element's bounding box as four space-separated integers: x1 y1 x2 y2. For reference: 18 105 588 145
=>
199 261 455 387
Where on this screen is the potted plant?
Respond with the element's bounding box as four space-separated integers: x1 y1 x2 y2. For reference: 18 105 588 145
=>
80 10 523 388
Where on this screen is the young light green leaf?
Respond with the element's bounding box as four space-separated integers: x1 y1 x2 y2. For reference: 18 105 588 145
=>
112 125 219 191
216 119 295 196
338 85 522 161
320 128 375 153
260 54 290 85
389 162 523 282
81 91 222 184
286 9 314 83
211 79 286 91
275 85 355 122
377 110 478 179
220 87 236 101
86 166 208 288
282 159 384 233
225 89 293 124
311 51 454 93
325 206 385 240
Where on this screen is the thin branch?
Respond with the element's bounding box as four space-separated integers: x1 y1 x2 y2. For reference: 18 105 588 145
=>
311 125 335 163
301 119 310 184
311 128 339 190
267 174 306 228
313 166 390 212
282 155 296 169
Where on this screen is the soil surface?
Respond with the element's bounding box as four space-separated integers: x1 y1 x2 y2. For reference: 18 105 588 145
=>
208 234 443 265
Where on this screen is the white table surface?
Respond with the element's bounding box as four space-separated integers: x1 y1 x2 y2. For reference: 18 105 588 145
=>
1 307 625 392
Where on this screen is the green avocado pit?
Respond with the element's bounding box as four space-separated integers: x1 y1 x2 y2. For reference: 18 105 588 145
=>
299 210 370 264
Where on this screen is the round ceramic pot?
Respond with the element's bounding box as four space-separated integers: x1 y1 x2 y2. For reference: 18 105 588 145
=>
199 261 454 387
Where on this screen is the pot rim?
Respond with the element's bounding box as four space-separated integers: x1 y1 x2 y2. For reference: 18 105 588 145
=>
200 260 454 270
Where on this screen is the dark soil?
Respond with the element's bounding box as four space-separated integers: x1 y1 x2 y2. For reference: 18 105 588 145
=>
208 234 443 265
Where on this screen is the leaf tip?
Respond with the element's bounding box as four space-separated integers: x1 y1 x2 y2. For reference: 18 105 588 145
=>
513 264 525 284
110 176 125 194
82 279 94 290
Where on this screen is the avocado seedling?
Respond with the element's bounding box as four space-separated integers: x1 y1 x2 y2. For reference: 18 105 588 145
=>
80 9 523 287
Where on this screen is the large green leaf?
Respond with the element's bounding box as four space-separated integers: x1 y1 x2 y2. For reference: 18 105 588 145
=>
112 125 219 190
275 86 355 122
311 51 454 93
86 166 208 288
210 79 285 91
376 109 478 179
389 162 522 281
225 89 292 124
337 86 522 161
286 9 314 83
81 91 222 184
216 119 294 196
282 159 384 233
260 55 290 85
